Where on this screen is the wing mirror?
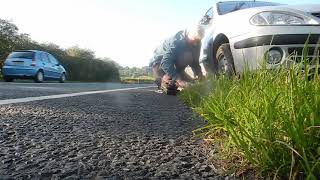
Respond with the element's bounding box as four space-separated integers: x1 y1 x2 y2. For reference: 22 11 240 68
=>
200 15 211 25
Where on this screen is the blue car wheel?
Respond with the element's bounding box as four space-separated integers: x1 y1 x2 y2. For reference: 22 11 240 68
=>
3 76 14 82
34 71 44 83
59 73 66 83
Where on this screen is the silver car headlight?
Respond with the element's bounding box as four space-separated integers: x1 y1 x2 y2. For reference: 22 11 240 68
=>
250 11 319 25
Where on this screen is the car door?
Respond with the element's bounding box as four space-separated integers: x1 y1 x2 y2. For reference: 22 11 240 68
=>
40 52 54 78
199 7 216 64
201 7 215 46
200 7 215 49
48 54 61 78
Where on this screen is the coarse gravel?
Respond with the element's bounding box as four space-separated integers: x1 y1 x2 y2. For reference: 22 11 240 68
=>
0 87 232 179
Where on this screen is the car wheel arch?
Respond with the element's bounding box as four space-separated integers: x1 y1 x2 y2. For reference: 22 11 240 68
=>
59 72 66 83
38 69 45 76
209 34 230 74
36 69 44 76
212 34 230 51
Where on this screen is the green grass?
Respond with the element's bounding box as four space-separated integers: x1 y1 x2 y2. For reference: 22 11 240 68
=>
180 52 320 178
121 76 154 84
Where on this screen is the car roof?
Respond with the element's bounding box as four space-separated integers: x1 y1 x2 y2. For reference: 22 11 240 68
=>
12 50 48 54
218 1 276 3
217 1 283 6
216 1 284 15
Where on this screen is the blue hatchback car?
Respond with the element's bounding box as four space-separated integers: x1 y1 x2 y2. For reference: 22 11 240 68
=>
2 50 66 83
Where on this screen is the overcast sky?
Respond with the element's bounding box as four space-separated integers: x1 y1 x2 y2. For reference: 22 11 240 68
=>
0 0 319 67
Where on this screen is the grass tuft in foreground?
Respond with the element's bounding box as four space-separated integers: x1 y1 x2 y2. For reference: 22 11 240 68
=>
180 59 320 178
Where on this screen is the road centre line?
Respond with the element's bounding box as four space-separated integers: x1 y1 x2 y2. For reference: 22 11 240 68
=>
0 86 155 105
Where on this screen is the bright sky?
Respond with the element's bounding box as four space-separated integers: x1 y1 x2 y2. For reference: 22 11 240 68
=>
0 0 319 67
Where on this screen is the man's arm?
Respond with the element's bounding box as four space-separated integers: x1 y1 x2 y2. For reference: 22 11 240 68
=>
160 41 178 80
190 42 204 78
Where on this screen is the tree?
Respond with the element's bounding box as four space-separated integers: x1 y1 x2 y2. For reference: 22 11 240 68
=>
118 66 153 77
66 46 95 60
0 19 19 60
0 18 120 82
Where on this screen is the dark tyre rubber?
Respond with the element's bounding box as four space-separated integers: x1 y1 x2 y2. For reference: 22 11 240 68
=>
3 76 13 82
166 89 178 96
216 43 236 77
161 81 178 96
59 73 66 83
34 71 44 83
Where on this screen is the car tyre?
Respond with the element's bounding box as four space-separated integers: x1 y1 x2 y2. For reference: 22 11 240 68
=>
3 76 13 82
59 73 66 83
35 71 44 83
216 43 236 77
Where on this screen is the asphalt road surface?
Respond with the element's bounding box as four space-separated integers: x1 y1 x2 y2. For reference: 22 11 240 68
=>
0 82 225 179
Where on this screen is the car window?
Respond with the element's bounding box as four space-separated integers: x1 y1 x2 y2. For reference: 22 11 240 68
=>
8 51 35 59
41 53 51 63
201 7 214 25
205 8 214 20
217 1 281 15
48 54 58 64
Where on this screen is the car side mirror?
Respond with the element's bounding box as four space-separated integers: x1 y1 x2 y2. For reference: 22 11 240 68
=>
200 15 211 25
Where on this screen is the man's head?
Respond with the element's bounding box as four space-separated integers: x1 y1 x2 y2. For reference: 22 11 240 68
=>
186 25 205 45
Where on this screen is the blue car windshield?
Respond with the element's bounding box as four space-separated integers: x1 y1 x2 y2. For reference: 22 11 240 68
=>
217 1 282 15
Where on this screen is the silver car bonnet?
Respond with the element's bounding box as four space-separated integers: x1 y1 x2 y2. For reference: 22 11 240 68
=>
282 4 320 13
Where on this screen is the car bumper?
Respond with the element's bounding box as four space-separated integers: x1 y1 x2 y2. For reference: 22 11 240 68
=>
229 26 320 73
2 65 38 78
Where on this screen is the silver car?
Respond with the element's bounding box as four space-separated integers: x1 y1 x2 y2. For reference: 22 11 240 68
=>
198 1 320 76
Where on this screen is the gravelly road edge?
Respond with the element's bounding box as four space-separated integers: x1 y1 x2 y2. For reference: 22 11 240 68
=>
0 88 230 179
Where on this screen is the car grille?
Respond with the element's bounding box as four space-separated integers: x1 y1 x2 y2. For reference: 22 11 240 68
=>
312 12 320 19
288 47 318 56
288 47 320 64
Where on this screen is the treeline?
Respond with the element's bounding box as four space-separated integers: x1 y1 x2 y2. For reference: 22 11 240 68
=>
119 66 153 78
0 19 120 82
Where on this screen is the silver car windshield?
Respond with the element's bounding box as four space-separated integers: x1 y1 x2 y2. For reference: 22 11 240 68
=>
217 1 282 15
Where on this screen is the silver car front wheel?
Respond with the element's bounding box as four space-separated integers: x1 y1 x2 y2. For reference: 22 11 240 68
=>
216 43 236 77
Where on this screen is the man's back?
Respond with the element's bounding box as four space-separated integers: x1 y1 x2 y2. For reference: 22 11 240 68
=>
150 30 188 66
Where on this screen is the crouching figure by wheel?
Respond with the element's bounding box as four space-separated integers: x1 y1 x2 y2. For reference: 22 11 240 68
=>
149 25 205 95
